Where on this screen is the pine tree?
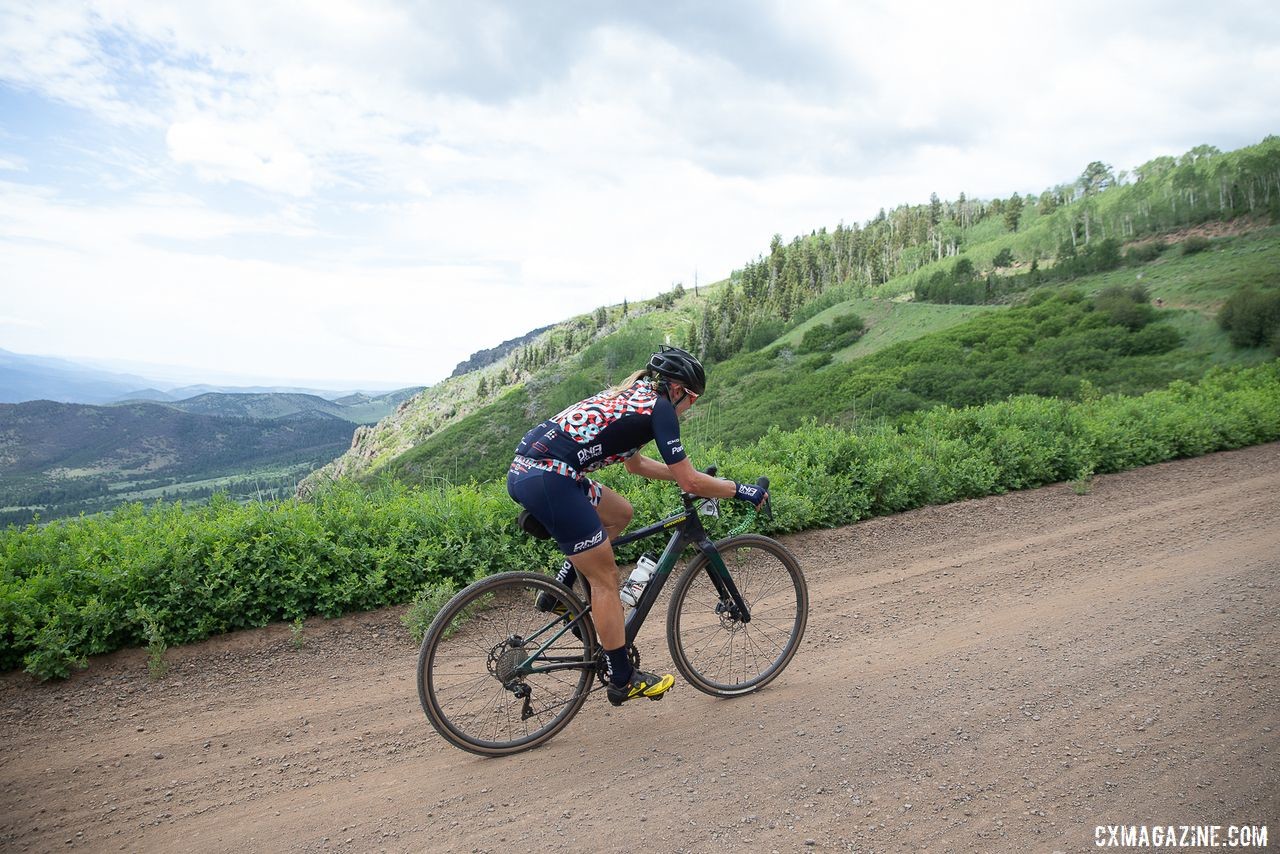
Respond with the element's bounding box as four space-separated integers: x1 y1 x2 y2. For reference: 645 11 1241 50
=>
1004 193 1024 232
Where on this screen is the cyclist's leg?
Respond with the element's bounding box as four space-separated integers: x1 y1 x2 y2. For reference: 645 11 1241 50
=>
509 466 601 613
570 538 624 649
545 485 631 602
594 484 634 541
574 535 674 703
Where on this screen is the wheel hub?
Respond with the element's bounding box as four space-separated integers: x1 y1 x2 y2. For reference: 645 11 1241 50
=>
487 636 527 683
716 599 744 628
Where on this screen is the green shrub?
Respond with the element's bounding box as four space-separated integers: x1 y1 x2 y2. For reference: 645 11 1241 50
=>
1218 286 1280 348
401 582 460 644
744 317 785 351
798 313 865 353
1122 324 1182 356
1094 285 1156 330
1125 241 1167 265
1182 235 1212 254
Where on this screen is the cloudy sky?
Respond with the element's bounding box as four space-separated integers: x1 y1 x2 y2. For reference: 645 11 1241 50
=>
1 1 1277 389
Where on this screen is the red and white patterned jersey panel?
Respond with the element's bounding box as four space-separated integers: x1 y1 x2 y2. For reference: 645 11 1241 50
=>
512 380 687 475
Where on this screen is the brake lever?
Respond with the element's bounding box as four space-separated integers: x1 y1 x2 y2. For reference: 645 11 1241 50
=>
756 476 773 520
756 497 774 521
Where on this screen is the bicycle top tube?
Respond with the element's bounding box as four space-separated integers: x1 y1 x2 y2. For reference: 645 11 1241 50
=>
610 495 707 550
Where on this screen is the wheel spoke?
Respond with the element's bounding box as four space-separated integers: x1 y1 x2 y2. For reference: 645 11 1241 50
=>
419 574 596 755
669 537 806 695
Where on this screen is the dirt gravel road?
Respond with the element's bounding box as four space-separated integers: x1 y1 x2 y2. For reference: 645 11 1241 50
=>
2 444 1278 853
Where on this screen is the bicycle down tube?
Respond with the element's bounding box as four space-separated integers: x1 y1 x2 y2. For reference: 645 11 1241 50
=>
613 499 752 647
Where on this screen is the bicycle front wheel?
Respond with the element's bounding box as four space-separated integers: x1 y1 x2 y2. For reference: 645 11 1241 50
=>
667 534 808 697
418 572 597 756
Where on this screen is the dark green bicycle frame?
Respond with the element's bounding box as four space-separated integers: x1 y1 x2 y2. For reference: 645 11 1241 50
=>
515 497 752 677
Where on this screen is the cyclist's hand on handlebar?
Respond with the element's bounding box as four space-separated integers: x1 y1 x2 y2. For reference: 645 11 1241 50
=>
734 479 769 508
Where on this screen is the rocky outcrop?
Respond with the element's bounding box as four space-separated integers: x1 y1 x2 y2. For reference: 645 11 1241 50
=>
448 325 553 378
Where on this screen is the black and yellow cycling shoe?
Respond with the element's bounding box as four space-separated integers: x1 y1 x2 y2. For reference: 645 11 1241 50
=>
534 590 570 615
533 589 586 641
535 561 579 615
606 670 675 706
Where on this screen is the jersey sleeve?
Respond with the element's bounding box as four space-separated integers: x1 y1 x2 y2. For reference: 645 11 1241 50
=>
651 396 688 466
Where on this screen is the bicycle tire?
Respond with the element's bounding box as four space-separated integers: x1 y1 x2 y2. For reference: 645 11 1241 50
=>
418 571 597 756
666 534 807 697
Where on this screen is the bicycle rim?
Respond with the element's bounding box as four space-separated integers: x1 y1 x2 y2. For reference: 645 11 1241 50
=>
667 534 808 697
418 572 596 756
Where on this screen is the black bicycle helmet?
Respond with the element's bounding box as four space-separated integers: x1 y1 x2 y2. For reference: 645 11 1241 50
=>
647 345 706 395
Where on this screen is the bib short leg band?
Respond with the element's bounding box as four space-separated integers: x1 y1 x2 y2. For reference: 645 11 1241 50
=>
507 465 606 556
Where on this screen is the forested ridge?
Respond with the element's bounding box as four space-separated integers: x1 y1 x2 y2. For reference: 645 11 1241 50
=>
316 136 1280 489
685 137 1280 363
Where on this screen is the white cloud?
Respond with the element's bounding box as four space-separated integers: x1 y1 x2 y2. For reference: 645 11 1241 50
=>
166 117 315 196
0 0 1278 385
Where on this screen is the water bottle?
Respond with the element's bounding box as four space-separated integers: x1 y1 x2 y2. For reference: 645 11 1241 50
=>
620 552 658 607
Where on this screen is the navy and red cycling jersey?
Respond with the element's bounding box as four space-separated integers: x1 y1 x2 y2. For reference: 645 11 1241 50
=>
513 379 687 475
508 379 686 555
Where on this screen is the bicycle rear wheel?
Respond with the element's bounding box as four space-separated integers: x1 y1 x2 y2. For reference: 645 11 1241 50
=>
667 534 807 697
418 571 597 756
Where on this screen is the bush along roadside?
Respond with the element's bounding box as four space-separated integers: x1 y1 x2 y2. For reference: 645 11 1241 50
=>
2 361 1278 679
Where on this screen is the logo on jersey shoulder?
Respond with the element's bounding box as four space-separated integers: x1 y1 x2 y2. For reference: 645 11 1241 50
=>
576 443 604 465
544 429 558 439
572 530 605 553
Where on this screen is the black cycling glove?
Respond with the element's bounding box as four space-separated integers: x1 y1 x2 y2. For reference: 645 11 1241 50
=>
734 481 768 507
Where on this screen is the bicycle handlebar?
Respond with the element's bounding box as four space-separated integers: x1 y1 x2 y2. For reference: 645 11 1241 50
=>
686 468 772 519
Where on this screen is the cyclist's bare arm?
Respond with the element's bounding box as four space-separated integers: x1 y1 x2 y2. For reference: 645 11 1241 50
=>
624 456 742 500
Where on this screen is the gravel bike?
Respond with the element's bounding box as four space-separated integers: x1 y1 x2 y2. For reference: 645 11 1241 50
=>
417 472 808 756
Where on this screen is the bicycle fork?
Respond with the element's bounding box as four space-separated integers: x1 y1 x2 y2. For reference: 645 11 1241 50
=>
695 537 752 624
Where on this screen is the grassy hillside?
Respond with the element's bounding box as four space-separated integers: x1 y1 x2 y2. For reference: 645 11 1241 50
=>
778 298 1001 361
299 292 709 493
333 223 1275 487
372 312 703 485
312 138 1277 492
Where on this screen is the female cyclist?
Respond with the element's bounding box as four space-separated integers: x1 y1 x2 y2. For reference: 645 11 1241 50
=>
506 345 769 706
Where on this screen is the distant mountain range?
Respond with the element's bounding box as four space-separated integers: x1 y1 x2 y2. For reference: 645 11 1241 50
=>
130 389 425 425
0 348 158 405
0 400 354 478
0 348 429 523
0 348 420 406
